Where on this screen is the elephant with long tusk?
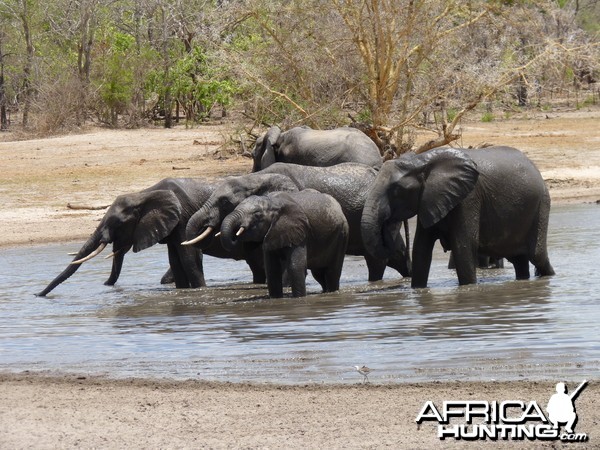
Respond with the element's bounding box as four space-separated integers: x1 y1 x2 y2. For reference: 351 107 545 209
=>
36 178 267 297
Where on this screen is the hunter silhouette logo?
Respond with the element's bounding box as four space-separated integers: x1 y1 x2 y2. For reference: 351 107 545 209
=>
547 380 587 434
416 380 589 442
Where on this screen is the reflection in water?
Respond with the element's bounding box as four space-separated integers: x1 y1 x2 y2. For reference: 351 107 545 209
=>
0 204 598 383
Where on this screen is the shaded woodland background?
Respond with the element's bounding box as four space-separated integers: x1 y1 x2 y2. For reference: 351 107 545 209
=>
0 0 598 154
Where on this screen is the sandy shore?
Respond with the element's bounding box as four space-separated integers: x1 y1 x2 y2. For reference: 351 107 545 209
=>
1 373 598 449
1 110 599 448
1 108 599 248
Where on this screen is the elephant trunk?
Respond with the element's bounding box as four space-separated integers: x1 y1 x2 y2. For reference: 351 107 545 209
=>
361 187 393 260
104 245 131 286
36 230 104 296
220 210 245 252
184 205 216 249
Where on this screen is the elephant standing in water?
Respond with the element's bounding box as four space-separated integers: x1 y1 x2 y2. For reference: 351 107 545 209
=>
220 190 349 298
182 173 299 275
259 162 411 281
361 147 555 288
252 125 383 172
36 178 262 296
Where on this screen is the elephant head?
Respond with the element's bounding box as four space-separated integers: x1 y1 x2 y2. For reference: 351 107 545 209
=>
220 194 309 252
361 148 479 259
37 190 181 296
252 126 282 172
183 173 297 249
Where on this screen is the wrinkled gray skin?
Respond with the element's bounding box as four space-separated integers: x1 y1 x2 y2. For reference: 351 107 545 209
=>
221 190 349 298
36 178 260 296
362 147 555 288
260 162 411 280
252 125 383 172
185 173 298 282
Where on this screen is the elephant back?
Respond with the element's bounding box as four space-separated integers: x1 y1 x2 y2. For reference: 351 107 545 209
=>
278 127 383 169
464 146 548 204
271 189 349 259
260 162 376 215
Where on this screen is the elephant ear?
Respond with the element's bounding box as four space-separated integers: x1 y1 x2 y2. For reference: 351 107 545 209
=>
263 196 308 251
418 148 479 228
260 126 281 169
132 190 182 252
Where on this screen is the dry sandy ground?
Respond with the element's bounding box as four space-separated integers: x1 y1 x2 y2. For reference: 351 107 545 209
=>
1 108 599 248
1 374 598 449
1 109 599 448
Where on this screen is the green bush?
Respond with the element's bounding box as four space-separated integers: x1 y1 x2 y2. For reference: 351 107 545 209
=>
481 112 494 122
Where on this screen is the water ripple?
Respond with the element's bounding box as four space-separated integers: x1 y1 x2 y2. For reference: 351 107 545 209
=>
0 204 598 383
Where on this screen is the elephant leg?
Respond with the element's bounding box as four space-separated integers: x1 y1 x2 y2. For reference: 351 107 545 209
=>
533 257 554 277
478 254 491 268
325 242 347 292
508 255 531 280
529 194 555 277
285 246 307 297
449 233 478 286
186 247 206 288
174 237 205 288
411 225 437 288
264 250 284 298
491 257 504 269
311 269 328 292
244 243 266 284
167 243 191 288
452 253 502 270
386 254 412 278
448 252 456 270
160 268 174 284
364 254 386 281
313 260 343 294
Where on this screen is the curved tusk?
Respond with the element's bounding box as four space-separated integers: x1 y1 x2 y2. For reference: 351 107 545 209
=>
214 231 221 237
236 227 245 237
104 250 119 260
181 226 213 246
70 243 107 265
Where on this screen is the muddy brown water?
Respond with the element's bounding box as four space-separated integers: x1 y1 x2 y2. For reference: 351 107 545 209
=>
0 204 598 383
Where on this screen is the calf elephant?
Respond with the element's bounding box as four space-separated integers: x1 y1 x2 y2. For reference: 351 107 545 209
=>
220 190 349 298
252 125 382 172
259 162 411 280
361 147 555 288
36 178 263 296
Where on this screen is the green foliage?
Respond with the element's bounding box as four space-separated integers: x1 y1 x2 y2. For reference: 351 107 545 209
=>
357 109 372 123
96 30 135 114
446 108 458 122
481 111 495 122
146 46 237 122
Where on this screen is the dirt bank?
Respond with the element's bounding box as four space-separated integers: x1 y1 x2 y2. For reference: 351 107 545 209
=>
0 373 597 449
1 108 599 248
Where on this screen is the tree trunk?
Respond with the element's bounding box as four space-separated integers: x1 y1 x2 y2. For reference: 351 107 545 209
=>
76 0 97 126
0 55 7 131
20 0 34 128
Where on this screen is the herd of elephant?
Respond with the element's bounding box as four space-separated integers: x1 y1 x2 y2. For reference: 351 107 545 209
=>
37 124 555 298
